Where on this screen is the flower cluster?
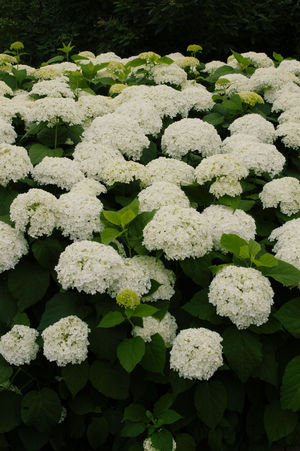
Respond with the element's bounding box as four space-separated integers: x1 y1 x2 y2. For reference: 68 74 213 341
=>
259 177 300 216
0 325 39 366
132 312 178 347
0 221 28 273
0 143 33 186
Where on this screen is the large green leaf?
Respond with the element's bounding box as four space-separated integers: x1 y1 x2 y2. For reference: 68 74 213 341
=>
0 282 17 326
121 422 146 437
0 355 13 384
140 334 166 374
182 289 222 324
62 361 89 398
220 234 248 258
260 259 300 287
264 400 297 443
0 391 21 433
29 143 63 165
17 425 49 451
31 238 65 269
87 417 109 449
180 257 211 287
8 260 50 311
123 404 148 423
0 186 18 216
275 298 300 337
89 360 130 400
222 327 263 382
98 311 125 328
117 337 145 372
281 356 300 412
21 388 61 432
194 380 227 429
150 429 173 451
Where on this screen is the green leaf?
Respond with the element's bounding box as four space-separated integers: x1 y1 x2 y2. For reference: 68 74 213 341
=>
220 373 245 413
280 356 300 412
153 393 173 417
256 253 278 267
8 260 50 311
31 238 65 269
87 417 109 449
62 361 89 398
205 65 236 83
125 58 147 68
0 391 21 433
273 51 284 62
100 227 123 245
180 256 211 287
230 49 253 68
275 297 300 337
252 341 278 386
0 282 17 326
181 183 214 206
194 381 227 429
220 234 248 259
146 279 162 297
156 409 182 426
98 311 125 328
130 304 159 318
120 209 137 228
123 404 148 423
264 400 297 443
21 388 61 432
150 429 173 451
102 210 121 226
222 327 263 382
261 258 300 286
117 337 145 372
89 360 130 400
182 289 222 324
121 422 146 437
17 425 49 451
12 312 30 327
140 142 158 165
202 112 224 126
157 56 174 65
0 356 13 383
0 186 18 216
128 211 156 252
175 433 196 451
248 240 261 259
141 334 166 374
29 143 63 165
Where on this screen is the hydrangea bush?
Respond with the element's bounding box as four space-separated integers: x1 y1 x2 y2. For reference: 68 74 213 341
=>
0 46 300 450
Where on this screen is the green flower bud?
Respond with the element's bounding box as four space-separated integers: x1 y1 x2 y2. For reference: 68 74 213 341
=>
116 289 140 310
10 41 24 51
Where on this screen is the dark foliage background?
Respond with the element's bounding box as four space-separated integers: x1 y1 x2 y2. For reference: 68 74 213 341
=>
0 0 300 65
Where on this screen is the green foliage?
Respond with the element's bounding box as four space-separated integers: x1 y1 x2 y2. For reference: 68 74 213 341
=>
194 380 227 429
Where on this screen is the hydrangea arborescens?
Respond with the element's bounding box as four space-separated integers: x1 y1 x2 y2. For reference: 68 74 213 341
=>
0 143 33 187
132 312 178 347
259 177 300 216
138 181 190 212
0 325 39 366
0 221 28 273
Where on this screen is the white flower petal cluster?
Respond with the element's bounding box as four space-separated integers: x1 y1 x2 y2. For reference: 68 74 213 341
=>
10 188 58 238
25 97 84 126
0 118 17 144
42 316 90 367
181 84 214 112
115 99 162 136
161 118 222 159
143 205 213 260
278 107 300 124
0 325 39 366
73 141 125 181
145 157 194 187
132 312 178 347
131 255 175 302
209 266 274 329
170 328 223 380
201 205 256 251
55 241 124 294
269 219 300 277
221 133 261 153
216 73 252 96
150 63 187 87
108 257 152 297
77 94 113 120
70 178 107 196
272 86 300 112
143 437 176 451
32 157 85 190
33 66 62 80
228 113 276 143
101 160 150 186
146 85 187 118
0 80 13 96
204 60 226 74
259 177 300 215
29 77 74 98
250 67 299 93
277 59 300 76
276 121 300 149
138 182 190 212
0 143 33 186
175 56 199 68
0 221 28 273
195 153 248 197
82 113 149 160
228 51 273 69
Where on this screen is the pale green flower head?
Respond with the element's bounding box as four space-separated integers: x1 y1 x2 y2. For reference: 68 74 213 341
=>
116 289 140 310
10 41 24 51
237 91 264 106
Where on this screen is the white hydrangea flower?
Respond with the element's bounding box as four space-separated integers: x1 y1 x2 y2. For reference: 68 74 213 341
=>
0 221 28 273
32 157 85 190
42 316 90 367
166 52 184 60
161 118 222 159
138 182 190 212
278 107 300 124
221 133 261 153
276 121 300 149
0 143 33 186
208 265 274 329
69 178 106 196
228 51 273 69
228 113 276 143
272 86 300 112
33 66 62 80
73 141 125 181
216 73 252 96
115 99 162 136
38 62 78 75
95 51 122 63
108 257 152 297
55 241 124 294
146 85 188 118
143 205 213 260
259 177 300 216
195 153 248 197
131 255 175 302
145 157 195 186
143 437 176 451
77 94 113 120
0 118 17 144
170 328 223 380
0 80 13 96
10 188 58 238
269 218 300 251
250 67 299 102
150 63 187 86
101 160 150 186
274 245 300 277
277 59 300 76
82 113 149 160
25 97 84 126
132 312 178 347
181 84 214 112
201 205 256 251
175 56 199 68
29 77 74 98
0 325 39 366
204 60 226 74
56 191 104 241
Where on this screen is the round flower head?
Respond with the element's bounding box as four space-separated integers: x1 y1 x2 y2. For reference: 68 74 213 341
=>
175 56 199 69
25 97 84 126
101 160 150 186
204 60 226 75
276 121 300 150
146 85 187 118
138 51 161 63
42 316 90 367
69 178 106 196
0 80 13 96
138 181 190 212
115 99 162 136
143 205 213 260
215 73 251 96
237 91 264 106
208 266 274 329
0 221 28 273
32 157 85 190
10 188 58 238
228 51 273 69
145 157 195 186
201 205 256 251
228 113 276 143
109 83 127 96
143 437 176 451
259 177 300 216
0 143 33 186
181 84 214 113
269 218 300 251
55 241 124 294
116 289 140 309
0 118 17 144
161 118 222 159
77 94 113 120
272 86 300 112
170 328 223 380
108 257 152 298
150 63 187 87
0 325 39 366
29 77 74 98
132 312 177 347
250 67 299 102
